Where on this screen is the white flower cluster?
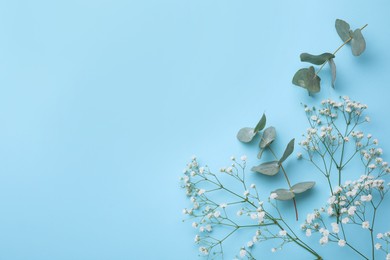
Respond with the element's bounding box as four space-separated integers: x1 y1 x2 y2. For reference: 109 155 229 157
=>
375 232 390 259
301 176 389 249
180 156 321 259
299 97 371 156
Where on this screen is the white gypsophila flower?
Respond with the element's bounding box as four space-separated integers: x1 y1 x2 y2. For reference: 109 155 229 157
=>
362 221 370 229
250 183 256 189
377 233 384 239
237 210 243 216
239 249 247 257
194 235 200 243
306 229 312 237
375 243 382 250
319 236 329 245
244 190 250 197
205 224 212 232
270 193 278 199
306 213 315 224
361 194 372 202
387 254 390 260
331 223 339 233
297 152 302 159
338 240 346 247
199 247 208 255
240 155 247 161
279 230 287 236
271 248 277 253
250 213 257 220
192 222 198 228
198 189 206 195
230 156 236 161
342 217 350 224
348 206 357 215
247 241 253 248
219 203 227 208
213 211 221 218
327 206 334 215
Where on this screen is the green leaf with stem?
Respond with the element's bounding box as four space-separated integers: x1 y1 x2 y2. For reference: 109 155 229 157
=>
335 19 351 42
272 189 295 201
254 113 266 133
237 127 256 143
350 29 366 56
328 58 336 88
300 53 335 65
251 161 280 176
292 66 321 94
291 181 316 194
279 139 295 164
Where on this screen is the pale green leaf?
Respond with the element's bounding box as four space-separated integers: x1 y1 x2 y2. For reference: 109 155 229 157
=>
237 127 256 143
328 58 336 88
260 126 276 149
292 66 321 94
291 181 316 194
251 161 280 176
279 139 295 164
335 19 351 42
351 29 366 56
272 189 295 201
254 113 266 133
257 149 264 159
300 52 335 65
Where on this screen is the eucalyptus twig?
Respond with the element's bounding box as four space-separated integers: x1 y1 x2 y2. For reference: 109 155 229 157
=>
293 19 368 95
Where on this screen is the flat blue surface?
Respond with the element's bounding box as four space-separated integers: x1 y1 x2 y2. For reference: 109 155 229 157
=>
1 0 390 259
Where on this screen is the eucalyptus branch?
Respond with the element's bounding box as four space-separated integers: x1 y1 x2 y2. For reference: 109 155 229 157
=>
293 19 368 94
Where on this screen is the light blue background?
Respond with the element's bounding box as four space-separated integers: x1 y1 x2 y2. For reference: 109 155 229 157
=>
1 0 390 259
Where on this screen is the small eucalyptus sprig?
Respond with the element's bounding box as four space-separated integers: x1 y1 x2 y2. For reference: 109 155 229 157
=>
237 114 316 220
292 19 368 95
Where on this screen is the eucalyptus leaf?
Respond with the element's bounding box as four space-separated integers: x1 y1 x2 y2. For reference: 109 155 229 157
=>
328 58 336 88
260 126 276 149
300 53 335 65
251 161 280 176
257 149 264 159
291 181 316 194
279 139 295 164
335 19 351 42
254 113 266 133
272 189 295 201
350 29 366 56
237 127 256 143
292 66 321 94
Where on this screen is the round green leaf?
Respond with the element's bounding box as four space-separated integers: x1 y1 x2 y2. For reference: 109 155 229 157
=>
300 52 335 65
335 19 351 42
272 189 295 201
251 161 280 176
292 66 321 94
260 126 276 149
291 181 316 194
237 127 256 143
351 29 366 56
